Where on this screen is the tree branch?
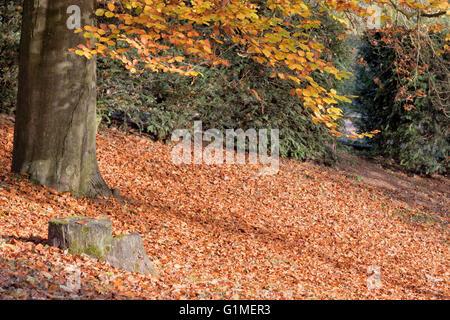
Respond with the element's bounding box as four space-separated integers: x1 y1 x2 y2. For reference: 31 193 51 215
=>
387 0 447 19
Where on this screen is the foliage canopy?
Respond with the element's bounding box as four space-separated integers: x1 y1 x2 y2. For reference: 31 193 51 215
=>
73 0 449 138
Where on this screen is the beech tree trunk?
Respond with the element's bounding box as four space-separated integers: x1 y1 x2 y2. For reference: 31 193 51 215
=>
12 0 111 197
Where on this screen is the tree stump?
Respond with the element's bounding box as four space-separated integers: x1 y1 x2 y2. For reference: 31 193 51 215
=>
48 217 158 276
106 233 157 275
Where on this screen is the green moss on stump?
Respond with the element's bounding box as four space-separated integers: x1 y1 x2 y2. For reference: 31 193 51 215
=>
85 244 105 260
49 219 69 225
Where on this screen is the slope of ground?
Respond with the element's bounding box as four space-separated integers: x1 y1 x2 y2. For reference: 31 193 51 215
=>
337 153 449 218
0 116 448 299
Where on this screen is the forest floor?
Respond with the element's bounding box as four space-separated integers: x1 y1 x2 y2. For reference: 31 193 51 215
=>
0 115 448 299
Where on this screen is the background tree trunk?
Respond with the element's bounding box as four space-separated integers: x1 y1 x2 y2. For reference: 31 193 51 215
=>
12 0 111 197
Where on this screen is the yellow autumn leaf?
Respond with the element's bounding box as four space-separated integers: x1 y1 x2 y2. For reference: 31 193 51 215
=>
107 2 116 11
95 9 105 16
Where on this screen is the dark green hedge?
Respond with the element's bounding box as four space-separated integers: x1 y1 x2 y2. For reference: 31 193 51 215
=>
353 29 449 175
0 1 21 114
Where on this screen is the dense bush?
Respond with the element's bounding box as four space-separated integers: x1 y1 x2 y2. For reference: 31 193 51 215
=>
0 1 21 114
97 49 339 162
353 28 449 175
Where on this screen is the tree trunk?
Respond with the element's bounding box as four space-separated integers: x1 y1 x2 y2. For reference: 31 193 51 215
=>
12 0 111 197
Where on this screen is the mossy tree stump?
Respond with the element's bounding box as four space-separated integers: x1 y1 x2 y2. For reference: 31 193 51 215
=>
48 217 158 276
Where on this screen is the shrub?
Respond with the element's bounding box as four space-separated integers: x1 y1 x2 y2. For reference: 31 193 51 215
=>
353 28 449 175
0 1 21 114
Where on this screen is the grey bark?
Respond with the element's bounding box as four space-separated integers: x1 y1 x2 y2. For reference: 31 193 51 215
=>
12 0 111 197
106 233 159 275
